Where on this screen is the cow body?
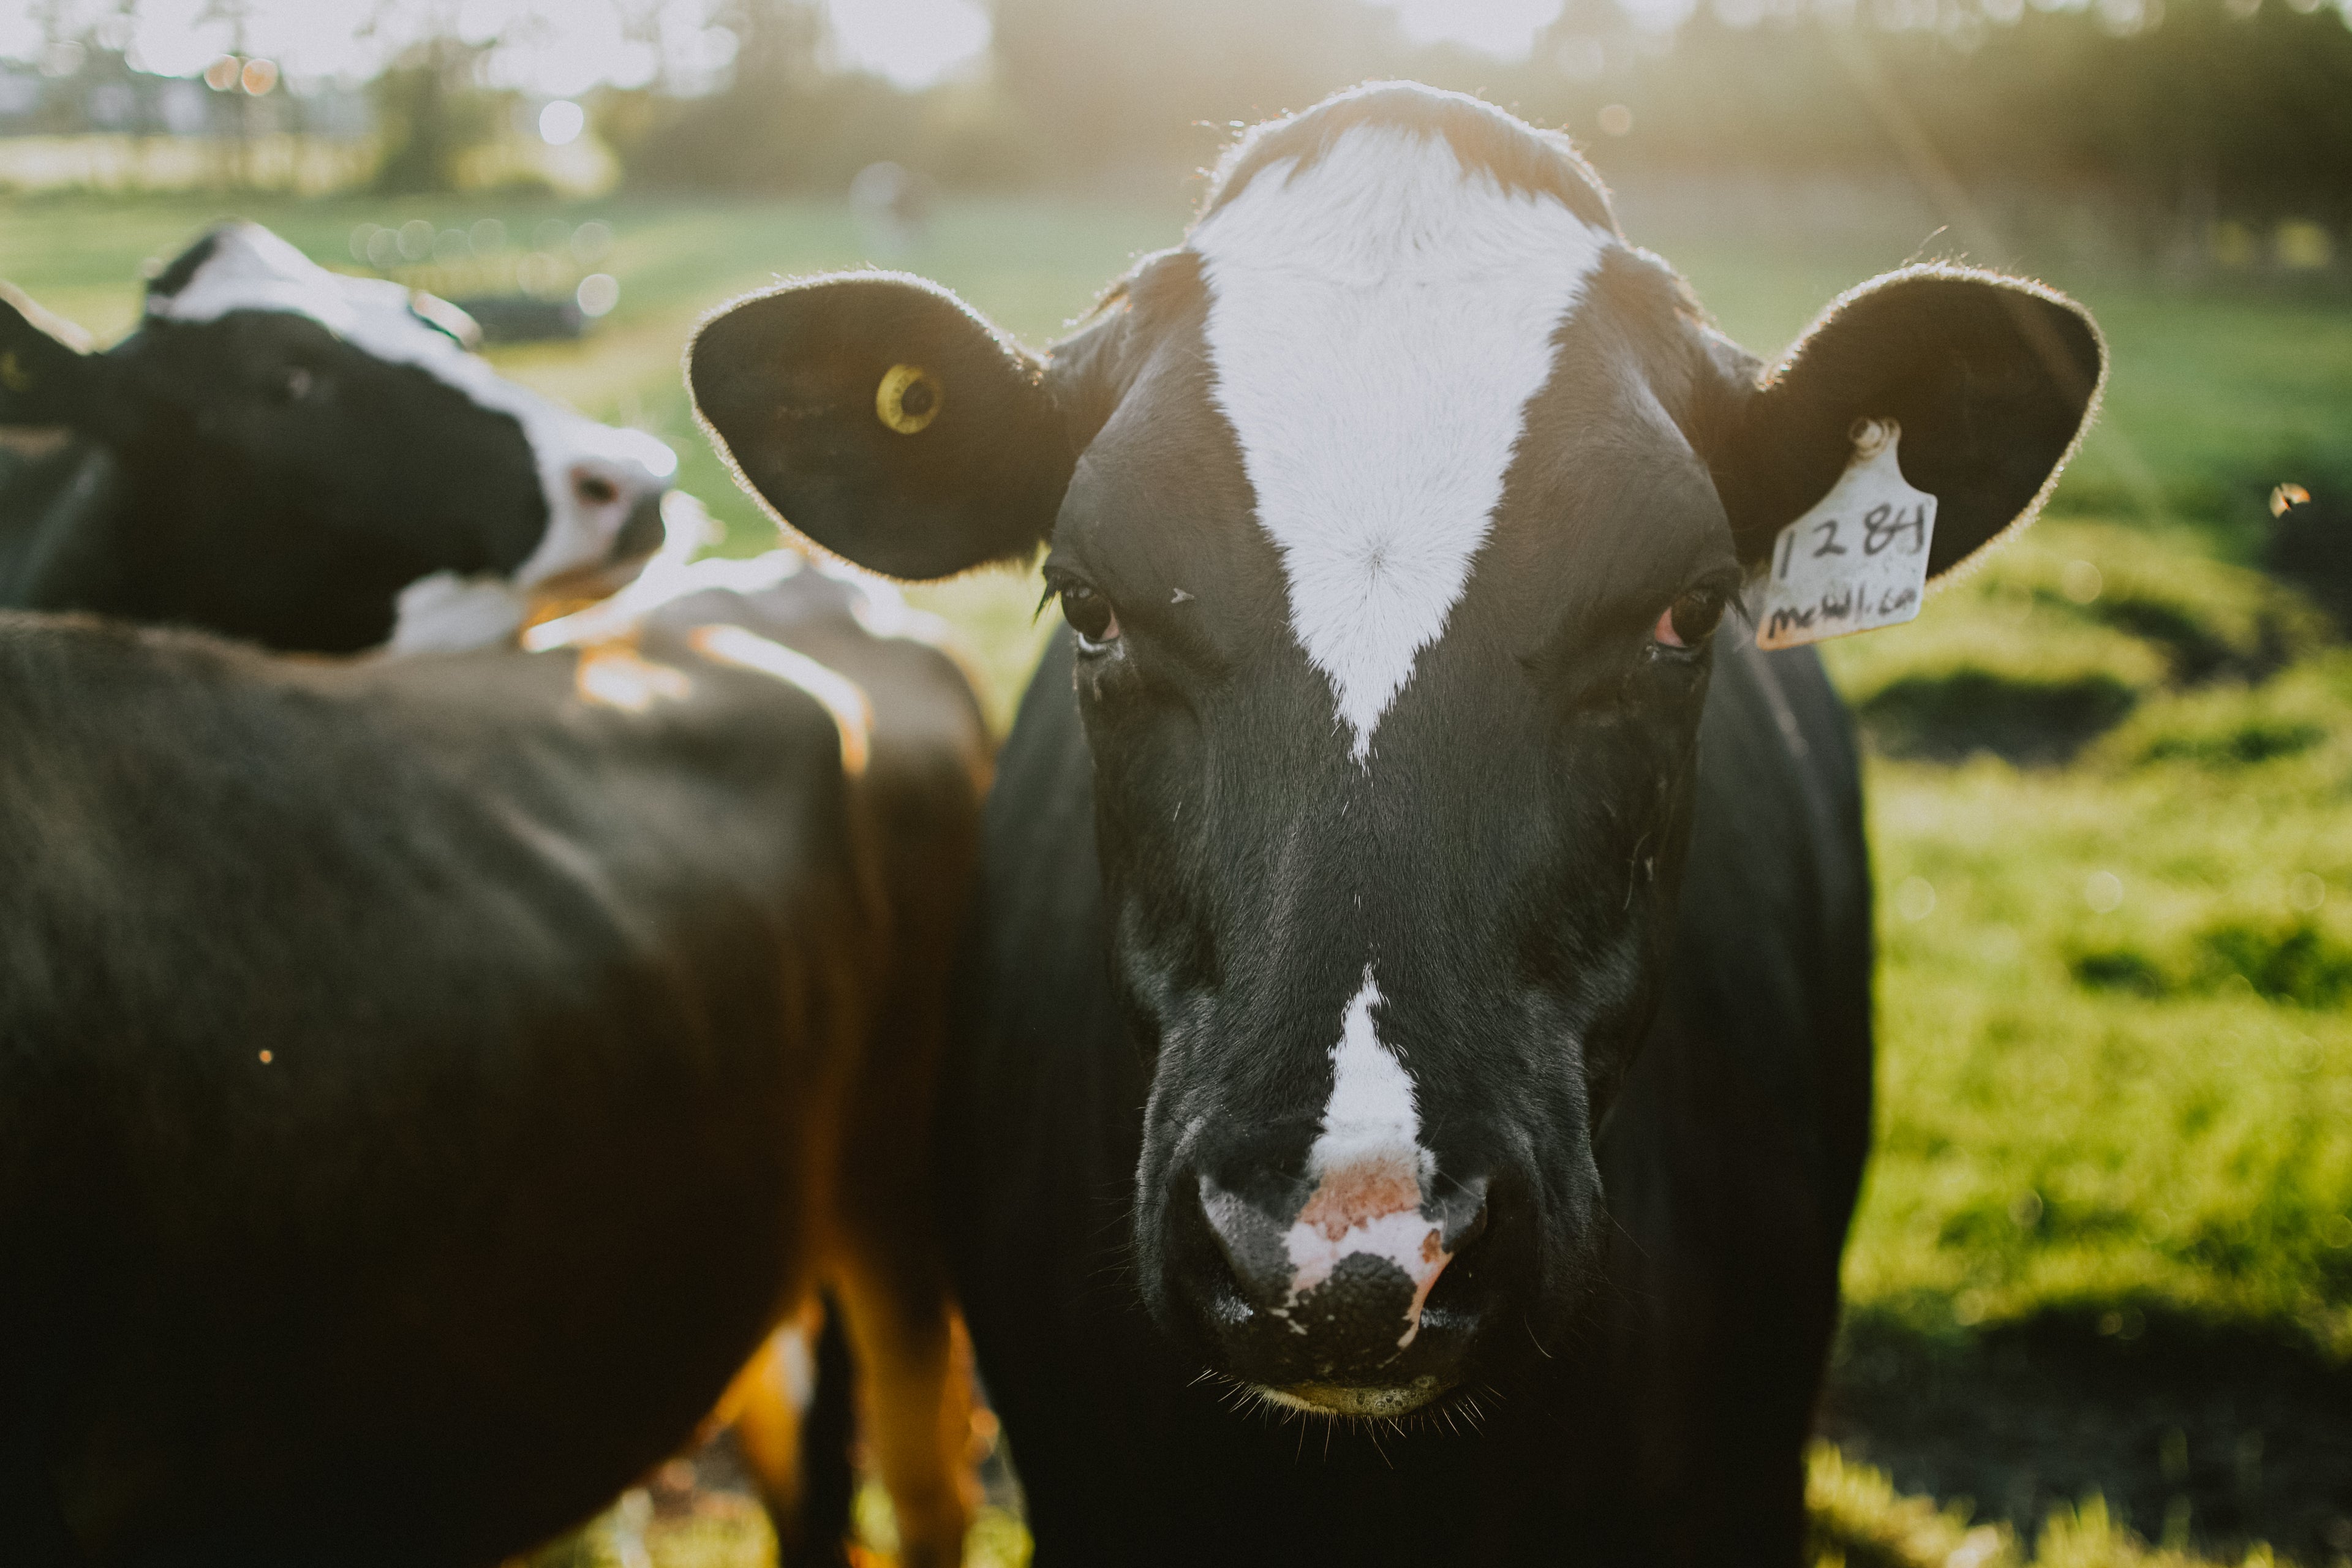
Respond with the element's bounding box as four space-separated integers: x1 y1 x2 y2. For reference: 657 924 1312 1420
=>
2 223 981 1565
941 628 1868 1560
686 80 2100 1567
0 559 986 1568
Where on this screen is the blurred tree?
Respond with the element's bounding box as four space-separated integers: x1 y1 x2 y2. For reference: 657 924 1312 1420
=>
602 0 1047 191
601 0 824 187
371 30 499 193
990 0 1395 179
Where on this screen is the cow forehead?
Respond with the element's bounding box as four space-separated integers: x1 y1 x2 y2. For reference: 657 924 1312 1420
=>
1188 126 1614 765
143 224 675 492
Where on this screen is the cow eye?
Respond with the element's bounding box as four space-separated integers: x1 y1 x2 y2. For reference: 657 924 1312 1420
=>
1655 586 1727 650
1059 583 1120 650
279 366 316 402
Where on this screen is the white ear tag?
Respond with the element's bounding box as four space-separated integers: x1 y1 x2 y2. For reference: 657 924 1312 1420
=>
1755 420 1936 651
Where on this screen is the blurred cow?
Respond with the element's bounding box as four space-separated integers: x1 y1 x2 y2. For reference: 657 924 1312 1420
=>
1 222 981 1565
0 550 985 1568
0 222 674 655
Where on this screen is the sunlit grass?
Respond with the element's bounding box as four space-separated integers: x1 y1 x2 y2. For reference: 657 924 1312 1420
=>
1806 1442 2294 1568
516 1488 1036 1568
1826 519 2352 1365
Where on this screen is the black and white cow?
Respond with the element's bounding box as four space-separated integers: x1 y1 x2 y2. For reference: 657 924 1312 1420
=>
0 222 673 654
1 222 980 1567
688 83 2103 1562
1 554 986 1568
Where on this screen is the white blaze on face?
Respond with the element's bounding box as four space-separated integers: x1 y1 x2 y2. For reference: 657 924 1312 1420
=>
1191 127 1613 763
143 224 676 595
1283 970 1450 1347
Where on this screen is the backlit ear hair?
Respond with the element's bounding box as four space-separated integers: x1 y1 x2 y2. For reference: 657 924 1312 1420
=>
0 281 97 426
688 273 1071 580
1707 265 2105 583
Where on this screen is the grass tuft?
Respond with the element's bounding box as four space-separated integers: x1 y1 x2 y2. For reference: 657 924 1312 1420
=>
1806 1444 2315 1568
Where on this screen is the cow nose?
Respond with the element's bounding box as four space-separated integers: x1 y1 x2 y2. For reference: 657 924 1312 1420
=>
567 461 670 565
1197 1170 1487 1357
572 467 623 509
609 488 668 562
1197 1181 1299 1308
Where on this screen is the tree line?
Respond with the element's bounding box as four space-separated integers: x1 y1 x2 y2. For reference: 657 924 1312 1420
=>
598 0 2352 232
12 0 2351 230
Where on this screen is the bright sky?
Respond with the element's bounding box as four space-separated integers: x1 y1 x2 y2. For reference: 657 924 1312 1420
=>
0 0 1576 93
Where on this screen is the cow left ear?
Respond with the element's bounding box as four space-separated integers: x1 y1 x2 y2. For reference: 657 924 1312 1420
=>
1705 266 2105 581
689 273 1072 581
0 282 100 427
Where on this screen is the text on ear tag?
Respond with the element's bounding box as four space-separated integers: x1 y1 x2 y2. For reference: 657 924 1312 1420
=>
0 350 32 393
1755 419 1936 651
875 363 942 435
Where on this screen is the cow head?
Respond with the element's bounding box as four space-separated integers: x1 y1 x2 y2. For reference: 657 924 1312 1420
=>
689 85 2102 1417
0 222 675 654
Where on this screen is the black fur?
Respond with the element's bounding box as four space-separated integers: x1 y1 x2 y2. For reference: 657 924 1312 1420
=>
140 230 222 303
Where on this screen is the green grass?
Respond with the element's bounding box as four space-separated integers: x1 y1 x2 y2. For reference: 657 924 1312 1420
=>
9 189 2350 1566
1826 530 2352 1357
1807 1442 2301 1568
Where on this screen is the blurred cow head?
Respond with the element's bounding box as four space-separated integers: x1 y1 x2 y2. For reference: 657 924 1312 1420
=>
0 222 675 654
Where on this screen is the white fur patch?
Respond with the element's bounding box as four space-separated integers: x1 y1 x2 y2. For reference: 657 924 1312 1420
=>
1282 970 1449 1345
1309 971 1423 1174
145 224 676 594
385 570 526 655
1191 127 1611 761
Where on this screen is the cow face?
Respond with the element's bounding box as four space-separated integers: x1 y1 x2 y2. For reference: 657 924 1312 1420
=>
690 85 2103 1418
0 223 674 654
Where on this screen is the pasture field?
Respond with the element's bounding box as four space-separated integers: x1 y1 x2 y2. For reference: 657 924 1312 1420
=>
4 187 2347 1567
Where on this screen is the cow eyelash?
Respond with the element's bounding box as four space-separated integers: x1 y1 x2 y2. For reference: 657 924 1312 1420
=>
1650 573 1747 654
1039 569 1121 652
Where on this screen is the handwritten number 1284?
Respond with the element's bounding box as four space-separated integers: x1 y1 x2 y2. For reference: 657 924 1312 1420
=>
1777 502 1929 580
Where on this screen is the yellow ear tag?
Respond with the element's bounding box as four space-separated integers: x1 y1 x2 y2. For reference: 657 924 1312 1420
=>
0 350 32 393
875 363 942 435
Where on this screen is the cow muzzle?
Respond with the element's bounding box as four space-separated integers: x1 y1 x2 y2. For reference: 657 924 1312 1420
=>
1170 1153 1491 1413
608 485 669 564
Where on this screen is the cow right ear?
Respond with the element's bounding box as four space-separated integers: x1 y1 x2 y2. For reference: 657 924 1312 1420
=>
688 274 1074 580
0 282 99 427
1705 266 2104 582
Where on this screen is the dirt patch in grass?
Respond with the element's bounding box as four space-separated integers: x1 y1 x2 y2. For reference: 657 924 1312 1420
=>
1819 1307 2352 1564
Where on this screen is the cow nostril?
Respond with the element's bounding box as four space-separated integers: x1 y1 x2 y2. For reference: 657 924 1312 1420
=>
609 491 669 564
574 473 620 507
1194 1177 1294 1309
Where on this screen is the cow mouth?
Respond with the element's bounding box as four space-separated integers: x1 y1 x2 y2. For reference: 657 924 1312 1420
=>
1250 1376 1452 1419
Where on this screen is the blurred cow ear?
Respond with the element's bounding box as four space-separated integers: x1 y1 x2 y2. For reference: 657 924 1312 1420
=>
689 273 1072 580
0 282 99 428
1706 266 2105 581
